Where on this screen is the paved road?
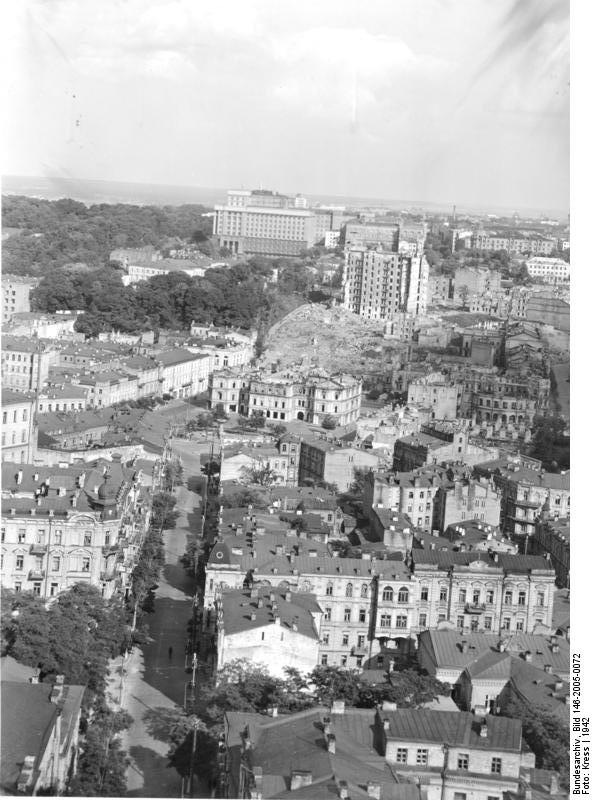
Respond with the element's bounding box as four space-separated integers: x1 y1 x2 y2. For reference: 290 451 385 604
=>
118 484 205 797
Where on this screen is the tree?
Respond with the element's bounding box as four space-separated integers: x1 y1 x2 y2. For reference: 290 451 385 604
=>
222 488 268 509
240 464 279 487
213 403 229 420
249 410 267 429
151 491 179 529
308 666 362 705
269 424 287 438
321 415 337 430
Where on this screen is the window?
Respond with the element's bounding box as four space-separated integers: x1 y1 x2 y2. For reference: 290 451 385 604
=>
453 794 467 800
83 532 92 546
416 749 428 765
50 583 59 597
420 587 429 601
0 528 4 543
52 557 61 572
357 634 365 648
14 582 22 593
457 753 469 770
491 757 502 774
419 613 427 627
516 619 524 632
18 530 26 544
382 586 394 602
82 557 91 572
345 583 353 597
36 530 45 544
324 607 332 621
440 587 448 602
398 587 409 603
344 608 351 622
438 613 446 623
470 617 479 632
504 591 513 605
486 589 494 604
33 582 42 596
457 615 465 629
395 615 407 629
518 590 526 606
15 555 24 570
396 748 408 764
537 591 545 607
321 654 328 665
54 530 62 545
359 608 366 623
361 584 368 598
326 583 334 596
459 589 467 603
484 616 493 630
342 633 349 646
380 614 391 628
502 617 511 630
322 633 330 645
472 590 481 604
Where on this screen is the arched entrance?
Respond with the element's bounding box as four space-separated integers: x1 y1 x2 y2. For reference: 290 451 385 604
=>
297 412 304 421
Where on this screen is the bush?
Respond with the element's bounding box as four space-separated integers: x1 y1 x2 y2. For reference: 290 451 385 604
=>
321 415 337 430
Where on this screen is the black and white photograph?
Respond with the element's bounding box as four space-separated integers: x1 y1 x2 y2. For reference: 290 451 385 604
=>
0 1 576 798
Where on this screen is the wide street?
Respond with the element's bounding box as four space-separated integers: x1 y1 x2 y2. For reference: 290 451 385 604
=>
117 471 207 797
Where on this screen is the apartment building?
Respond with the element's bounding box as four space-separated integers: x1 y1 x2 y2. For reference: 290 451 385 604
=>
37 385 88 413
525 256 570 285
299 439 381 492
215 586 321 679
0 457 150 599
158 349 211 397
453 267 502 300
1 390 37 464
376 706 535 800
392 421 497 472
529 516 569 588
343 247 429 320
1 337 59 392
473 459 570 540
471 232 556 255
122 257 215 285
214 189 318 256
344 221 399 250
2 275 38 322
411 549 556 636
209 370 362 426
78 370 139 409
407 373 462 420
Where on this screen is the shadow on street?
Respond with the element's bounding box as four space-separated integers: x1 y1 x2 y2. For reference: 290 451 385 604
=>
126 745 180 798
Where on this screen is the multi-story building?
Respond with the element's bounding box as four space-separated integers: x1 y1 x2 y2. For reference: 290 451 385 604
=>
376 706 538 800
215 586 321 679
37 385 88 414
453 267 501 300
528 515 569 588
471 231 556 255
6 311 79 339
209 370 362 426
277 434 301 487
343 247 429 320
525 256 570 285
298 439 381 492
1 389 37 464
525 292 569 332
1 673 85 795
214 189 318 256
158 349 211 397
1 337 59 392
121 257 215 285
433 477 501 533
1 275 39 322
407 373 462 420
78 370 139 409
0 457 150 599
119 355 162 398
411 548 556 636
344 221 399 250
427 274 451 305
473 458 570 540
393 421 497 472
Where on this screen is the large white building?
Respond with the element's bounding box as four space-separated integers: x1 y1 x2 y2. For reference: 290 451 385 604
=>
525 256 570 285
343 247 429 320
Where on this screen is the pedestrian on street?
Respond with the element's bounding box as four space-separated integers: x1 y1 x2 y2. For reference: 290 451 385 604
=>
168 645 173 659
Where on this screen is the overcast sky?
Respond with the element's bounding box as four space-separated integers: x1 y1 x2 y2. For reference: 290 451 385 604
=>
3 0 569 212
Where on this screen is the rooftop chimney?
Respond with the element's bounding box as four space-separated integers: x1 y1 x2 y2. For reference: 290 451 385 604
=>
250 612 257 621
551 643 559 654
383 719 390 732
479 720 488 738
326 733 336 753
16 470 23 485
554 680 564 691
461 641 468 654
267 705 278 717
338 780 349 800
382 701 397 711
285 590 292 602
257 597 263 608
543 664 552 673
523 651 533 663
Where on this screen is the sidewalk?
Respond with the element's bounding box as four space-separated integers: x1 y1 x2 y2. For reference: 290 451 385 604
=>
108 483 206 797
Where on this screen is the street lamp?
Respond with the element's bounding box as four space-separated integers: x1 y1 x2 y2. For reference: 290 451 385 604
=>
187 714 200 797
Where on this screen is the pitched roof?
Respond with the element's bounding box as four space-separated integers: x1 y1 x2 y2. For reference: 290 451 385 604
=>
380 708 522 751
220 586 321 639
411 549 551 573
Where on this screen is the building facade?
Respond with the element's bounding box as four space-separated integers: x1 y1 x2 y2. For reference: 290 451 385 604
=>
2 275 38 322
1 390 37 464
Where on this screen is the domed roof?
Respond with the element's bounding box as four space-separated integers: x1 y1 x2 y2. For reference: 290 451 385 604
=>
98 475 115 501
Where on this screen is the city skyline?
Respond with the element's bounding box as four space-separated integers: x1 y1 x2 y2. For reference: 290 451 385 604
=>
3 0 569 213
